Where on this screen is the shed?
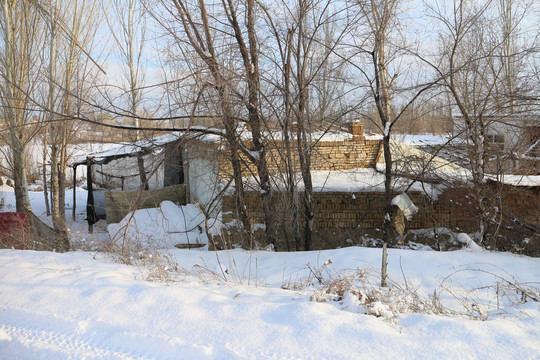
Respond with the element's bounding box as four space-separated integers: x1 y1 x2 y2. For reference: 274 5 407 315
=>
70 133 188 227
70 129 226 228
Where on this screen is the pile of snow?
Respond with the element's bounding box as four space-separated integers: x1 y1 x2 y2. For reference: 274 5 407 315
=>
404 228 485 252
107 201 221 249
391 193 418 220
456 233 484 252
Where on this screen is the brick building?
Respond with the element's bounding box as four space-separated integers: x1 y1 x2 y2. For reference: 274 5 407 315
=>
74 122 539 253
188 122 539 253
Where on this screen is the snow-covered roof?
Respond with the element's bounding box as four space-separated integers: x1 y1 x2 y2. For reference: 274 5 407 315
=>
339 133 463 145
391 134 463 147
233 167 444 198
69 129 223 166
486 174 540 187
377 138 472 182
69 133 183 166
453 112 540 119
70 126 375 166
236 127 368 143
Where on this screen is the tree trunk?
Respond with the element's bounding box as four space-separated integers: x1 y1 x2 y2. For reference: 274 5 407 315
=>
50 136 65 231
296 0 314 251
59 131 68 218
227 0 277 248
47 0 67 233
382 135 393 244
42 135 51 216
137 155 149 190
2 0 32 213
370 0 395 286
12 147 32 212
283 29 301 250
297 121 314 251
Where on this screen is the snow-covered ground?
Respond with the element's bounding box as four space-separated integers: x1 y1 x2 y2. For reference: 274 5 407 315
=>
1 187 539 359
1 246 539 359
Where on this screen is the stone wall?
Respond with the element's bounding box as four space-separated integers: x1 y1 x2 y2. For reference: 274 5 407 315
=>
217 125 382 179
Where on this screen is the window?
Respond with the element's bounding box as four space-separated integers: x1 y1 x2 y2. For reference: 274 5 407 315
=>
486 134 504 144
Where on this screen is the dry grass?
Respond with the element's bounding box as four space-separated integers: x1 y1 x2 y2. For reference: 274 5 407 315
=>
136 250 187 284
307 262 539 322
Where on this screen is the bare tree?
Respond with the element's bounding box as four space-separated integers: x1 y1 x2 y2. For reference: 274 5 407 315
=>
422 0 539 244
348 0 438 285
156 0 280 246
259 0 350 250
107 0 150 189
350 0 399 286
45 0 102 233
0 0 46 212
293 0 321 251
46 0 65 232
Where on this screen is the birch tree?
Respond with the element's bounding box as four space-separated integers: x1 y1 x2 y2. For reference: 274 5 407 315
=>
351 0 399 286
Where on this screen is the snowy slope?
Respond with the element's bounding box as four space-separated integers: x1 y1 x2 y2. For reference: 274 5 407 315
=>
0 247 539 360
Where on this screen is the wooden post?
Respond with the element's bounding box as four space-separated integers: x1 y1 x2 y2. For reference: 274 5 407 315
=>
72 165 77 221
86 157 95 234
381 243 388 287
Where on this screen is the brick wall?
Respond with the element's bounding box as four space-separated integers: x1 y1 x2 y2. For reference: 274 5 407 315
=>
221 185 539 250
499 185 540 225
223 190 475 230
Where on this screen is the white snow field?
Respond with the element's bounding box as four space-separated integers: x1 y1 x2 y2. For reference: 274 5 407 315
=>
1 247 539 360
0 187 539 359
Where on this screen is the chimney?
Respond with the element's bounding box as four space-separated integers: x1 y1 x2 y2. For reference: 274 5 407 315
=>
348 121 365 141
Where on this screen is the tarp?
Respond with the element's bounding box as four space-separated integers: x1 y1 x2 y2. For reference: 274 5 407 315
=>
69 133 183 167
391 192 418 221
